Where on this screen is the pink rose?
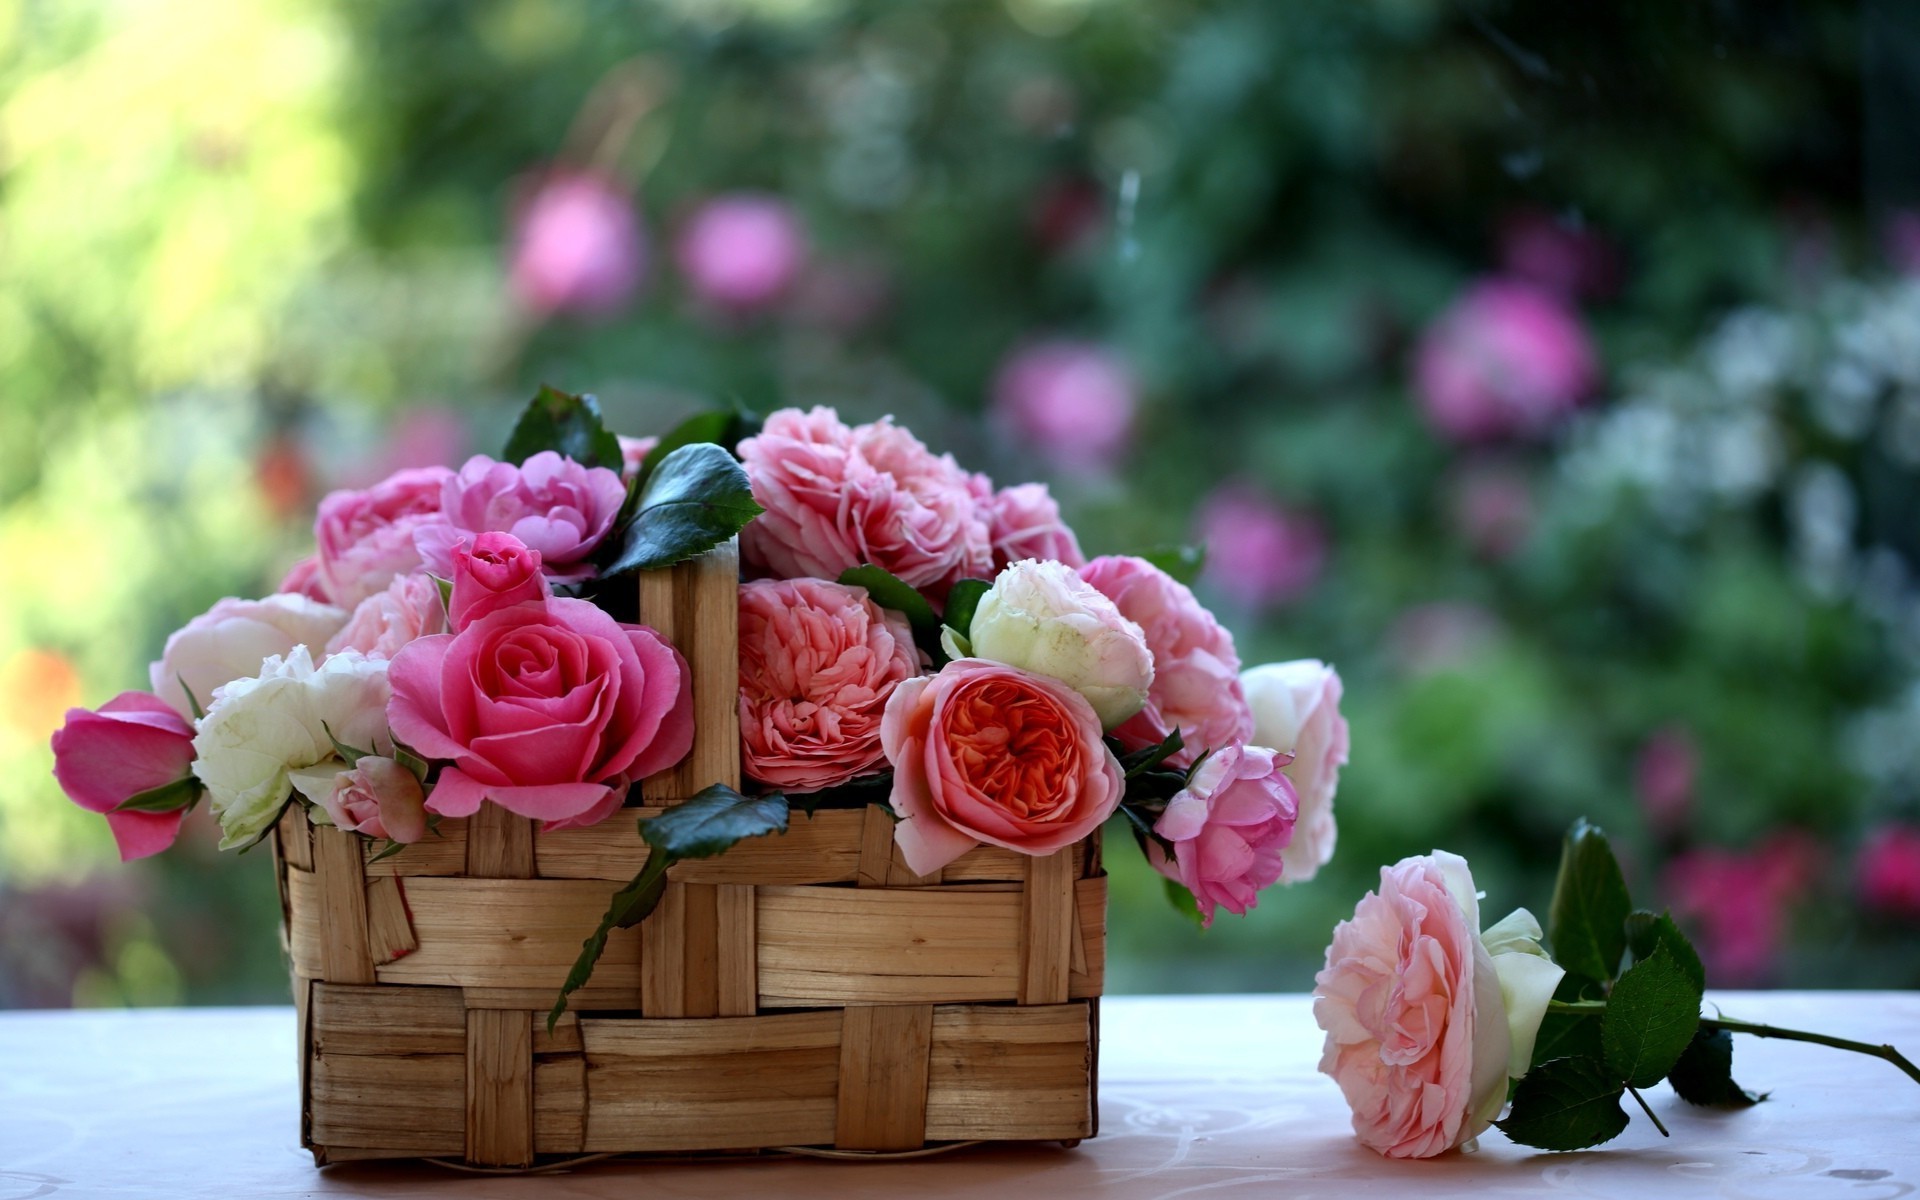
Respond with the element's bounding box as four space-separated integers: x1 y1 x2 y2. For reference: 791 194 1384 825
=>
739 407 992 597
278 555 330 602
415 452 627 584
325 573 447 661
881 658 1123 876
738 578 919 792
150 593 348 718
448 532 551 631
1315 852 1563 1159
984 481 1085 571
509 168 646 318
314 466 454 608
1193 483 1326 609
49 692 196 860
300 756 428 844
990 340 1137 474
676 193 807 313
1079 555 1253 766
1241 660 1348 884
1859 825 1920 918
1147 744 1298 925
1413 278 1598 443
387 597 693 830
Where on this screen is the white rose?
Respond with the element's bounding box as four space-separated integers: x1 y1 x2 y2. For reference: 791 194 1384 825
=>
1479 907 1567 1097
963 558 1154 729
192 647 392 849
150 593 348 718
1242 659 1348 883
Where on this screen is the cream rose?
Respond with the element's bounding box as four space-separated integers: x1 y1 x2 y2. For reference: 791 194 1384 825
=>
1242 660 1348 883
962 559 1153 730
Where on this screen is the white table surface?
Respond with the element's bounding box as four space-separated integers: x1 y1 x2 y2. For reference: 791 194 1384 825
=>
1 993 1916 1199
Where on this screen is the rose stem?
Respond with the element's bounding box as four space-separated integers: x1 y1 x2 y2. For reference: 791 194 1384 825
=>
1700 1017 1920 1088
1626 1086 1670 1137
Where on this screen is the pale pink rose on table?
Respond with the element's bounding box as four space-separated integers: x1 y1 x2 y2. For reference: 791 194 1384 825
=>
881 658 1123 876
1147 744 1298 924
325 573 447 661
1859 825 1920 918
1193 483 1325 609
387 597 692 831
1663 832 1821 985
314 466 453 608
964 558 1152 730
510 169 646 318
676 193 807 313
150 593 348 718
415 452 627 584
292 756 428 844
739 407 992 597
984 481 1085 571
1315 851 1564 1158
1079 555 1253 766
278 555 330 603
49 692 197 860
1414 278 1598 443
1241 660 1347 884
447 532 550 631
990 339 1136 474
738 578 919 792
618 435 659 480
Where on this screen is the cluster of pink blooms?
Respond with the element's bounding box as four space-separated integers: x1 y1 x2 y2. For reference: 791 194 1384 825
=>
734 406 1348 921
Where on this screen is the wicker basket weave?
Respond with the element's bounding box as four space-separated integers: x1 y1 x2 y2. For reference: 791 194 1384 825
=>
272 543 1106 1166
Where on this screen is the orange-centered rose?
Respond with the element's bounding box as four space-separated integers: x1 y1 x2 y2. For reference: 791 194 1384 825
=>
880 658 1122 874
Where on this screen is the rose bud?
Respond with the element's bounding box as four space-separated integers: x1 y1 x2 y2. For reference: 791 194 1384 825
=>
964 558 1153 730
50 692 198 861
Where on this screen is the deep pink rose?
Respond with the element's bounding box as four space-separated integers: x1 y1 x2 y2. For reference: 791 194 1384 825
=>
984 481 1085 571
739 407 992 597
1147 744 1298 925
310 757 428 844
509 169 646 318
314 466 454 608
676 193 807 313
415 452 627 584
387 597 693 830
881 658 1123 876
738 578 919 793
1859 825 1920 918
448 532 551 631
150 593 348 718
990 340 1137 474
49 692 196 861
1079 555 1253 766
1413 278 1598 443
1193 483 1325 609
326 573 447 661
278 555 330 602
1663 832 1821 985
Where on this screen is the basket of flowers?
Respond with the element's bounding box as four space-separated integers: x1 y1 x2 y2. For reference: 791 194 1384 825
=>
48 388 1348 1167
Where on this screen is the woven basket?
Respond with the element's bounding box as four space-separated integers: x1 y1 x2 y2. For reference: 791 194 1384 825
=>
272 543 1106 1166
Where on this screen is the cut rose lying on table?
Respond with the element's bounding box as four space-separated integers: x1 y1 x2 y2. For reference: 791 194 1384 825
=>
1315 819 1920 1157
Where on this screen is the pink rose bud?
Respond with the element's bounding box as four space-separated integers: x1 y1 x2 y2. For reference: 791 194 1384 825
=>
448 533 551 631
1193 483 1326 609
315 465 454 608
984 481 1085 571
49 692 197 861
326 572 448 661
311 756 428 844
1147 744 1298 925
1241 660 1348 885
990 339 1137 474
509 169 646 318
1413 278 1598 443
675 193 807 313
618 435 659 481
414 452 627 585
1859 825 1920 918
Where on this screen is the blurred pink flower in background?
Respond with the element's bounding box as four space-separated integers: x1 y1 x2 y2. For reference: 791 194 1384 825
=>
1634 725 1698 836
1029 175 1104 256
1387 602 1500 676
788 257 890 334
1884 211 1920 276
990 339 1137 474
1858 825 1920 919
676 193 808 313
1413 279 1599 442
509 169 646 318
1664 831 1821 985
1447 462 1534 561
367 408 470 486
1193 482 1326 609
1496 208 1620 302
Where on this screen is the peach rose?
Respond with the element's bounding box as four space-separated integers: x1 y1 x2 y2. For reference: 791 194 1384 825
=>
738 578 919 792
881 658 1122 875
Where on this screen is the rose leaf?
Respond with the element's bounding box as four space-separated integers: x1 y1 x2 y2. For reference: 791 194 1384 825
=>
1547 818 1633 985
502 385 624 472
1601 946 1703 1089
603 443 763 575
1495 1057 1631 1151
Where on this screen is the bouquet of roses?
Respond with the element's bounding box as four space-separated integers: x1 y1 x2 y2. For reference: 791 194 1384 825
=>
47 388 1351 1021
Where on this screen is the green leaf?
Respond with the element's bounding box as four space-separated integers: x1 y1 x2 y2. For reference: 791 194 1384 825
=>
602 443 763 575
393 743 430 783
320 720 371 766
502 385 623 471
839 565 945 663
1496 1057 1631 1151
1548 819 1633 985
1118 729 1185 780
1602 947 1703 1088
112 774 199 813
941 578 992 643
640 784 790 859
1137 544 1206 586
549 854 671 1032
176 674 205 723
1667 1028 1765 1108
635 409 760 488
1162 877 1205 928
1531 1010 1605 1074
1624 910 1707 995
366 838 408 865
